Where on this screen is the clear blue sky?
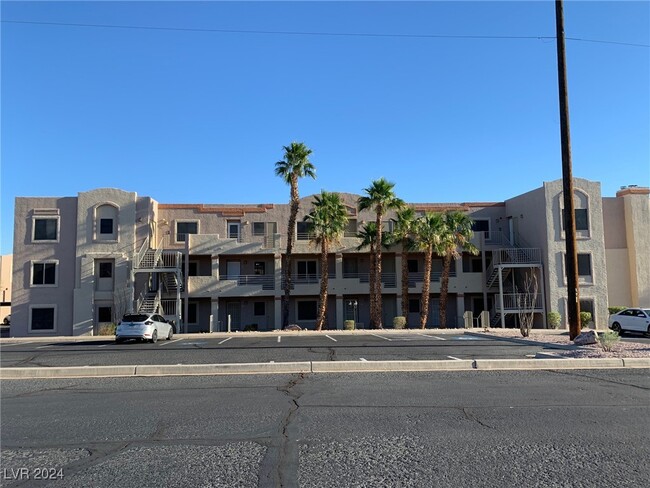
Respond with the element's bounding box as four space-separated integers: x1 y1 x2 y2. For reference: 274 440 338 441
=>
1 1 648 255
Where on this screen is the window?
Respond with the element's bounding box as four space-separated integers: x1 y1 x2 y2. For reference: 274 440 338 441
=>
227 222 240 240
407 260 419 273
176 221 198 242
562 209 589 231
253 222 265 236
188 261 199 277
297 301 317 321
296 221 311 240
254 302 265 316
254 262 266 275
32 262 57 286
187 302 198 324
98 306 112 322
345 219 357 236
409 299 421 313
33 218 58 241
577 254 591 277
100 218 114 234
382 220 394 232
99 262 113 278
472 219 490 238
297 260 317 280
30 306 56 331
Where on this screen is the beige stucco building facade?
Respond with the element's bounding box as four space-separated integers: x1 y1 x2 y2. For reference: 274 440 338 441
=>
9 179 649 337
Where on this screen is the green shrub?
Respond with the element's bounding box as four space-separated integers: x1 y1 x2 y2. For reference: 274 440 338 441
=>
579 311 592 329
608 306 627 315
392 316 407 329
598 330 620 352
98 323 117 336
344 320 355 331
547 311 561 329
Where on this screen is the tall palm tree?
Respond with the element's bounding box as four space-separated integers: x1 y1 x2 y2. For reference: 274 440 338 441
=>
435 211 479 328
304 191 348 331
358 178 404 328
413 212 444 329
390 207 417 327
275 142 316 328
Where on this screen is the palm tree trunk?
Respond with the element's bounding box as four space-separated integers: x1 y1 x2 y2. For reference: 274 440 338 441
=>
439 254 452 328
420 246 433 329
374 210 383 328
368 243 376 328
283 180 299 328
401 247 410 327
316 240 329 331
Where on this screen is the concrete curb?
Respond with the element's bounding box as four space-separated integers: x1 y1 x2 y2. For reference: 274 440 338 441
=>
2 357 649 379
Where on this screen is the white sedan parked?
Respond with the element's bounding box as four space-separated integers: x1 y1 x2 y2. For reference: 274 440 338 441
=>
116 313 174 343
608 308 650 335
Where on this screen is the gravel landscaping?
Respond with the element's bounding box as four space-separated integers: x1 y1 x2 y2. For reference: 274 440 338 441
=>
476 328 650 358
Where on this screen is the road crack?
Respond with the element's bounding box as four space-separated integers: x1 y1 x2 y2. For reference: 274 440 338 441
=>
462 407 495 429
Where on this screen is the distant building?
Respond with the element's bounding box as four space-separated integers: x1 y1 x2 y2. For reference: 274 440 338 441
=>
9 178 649 337
0 254 12 324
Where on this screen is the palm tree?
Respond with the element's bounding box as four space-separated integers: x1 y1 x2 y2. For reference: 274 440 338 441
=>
275 142 316 328
435 211 479 328
304 191 348 331
358 178 404 328
390 207 417 327
413 212 444 329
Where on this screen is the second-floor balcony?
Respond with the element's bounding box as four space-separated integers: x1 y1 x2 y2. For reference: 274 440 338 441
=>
220 274 275 290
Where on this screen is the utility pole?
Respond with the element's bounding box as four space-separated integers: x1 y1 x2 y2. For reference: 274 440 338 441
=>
555 0 581 340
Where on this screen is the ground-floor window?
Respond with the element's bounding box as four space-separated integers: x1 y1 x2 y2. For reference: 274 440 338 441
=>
29 306 56 332
187 302 198 324
297 300 317 321
409 298 420 313
254 301 265 316
98 306 112 323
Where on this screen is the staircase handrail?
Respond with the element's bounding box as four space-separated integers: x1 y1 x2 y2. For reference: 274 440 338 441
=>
136 290 144 313
135 236 150 268
153 289 162 314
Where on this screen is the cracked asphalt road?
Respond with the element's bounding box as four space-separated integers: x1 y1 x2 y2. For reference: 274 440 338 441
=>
1 369 649 487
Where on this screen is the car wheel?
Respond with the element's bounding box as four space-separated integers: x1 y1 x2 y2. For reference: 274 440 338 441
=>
611 322 622 334
167 327 173 340
115 337 123 344
646 325 650 337
151 330 158 343
2 318 8 325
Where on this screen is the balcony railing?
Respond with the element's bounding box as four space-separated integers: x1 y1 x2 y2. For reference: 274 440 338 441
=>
495 293 544 311
407 271 456 286
492 248 541 265
220 274 275 290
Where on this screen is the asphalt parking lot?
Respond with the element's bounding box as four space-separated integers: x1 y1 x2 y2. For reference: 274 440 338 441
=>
0 331 564 368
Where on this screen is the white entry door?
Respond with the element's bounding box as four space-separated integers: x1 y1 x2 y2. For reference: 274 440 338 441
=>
227 261 241 279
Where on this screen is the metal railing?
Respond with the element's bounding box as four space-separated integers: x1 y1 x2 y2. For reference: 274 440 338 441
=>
492 248 541 265
407 271 456 285
496 293 544 311
220 274 275 290
135 236 149 268
161 299 178 316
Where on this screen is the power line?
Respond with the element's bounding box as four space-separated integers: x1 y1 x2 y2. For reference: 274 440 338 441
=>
2 19 648 48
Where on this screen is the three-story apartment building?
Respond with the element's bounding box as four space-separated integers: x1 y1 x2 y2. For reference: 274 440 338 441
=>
10 178 649 336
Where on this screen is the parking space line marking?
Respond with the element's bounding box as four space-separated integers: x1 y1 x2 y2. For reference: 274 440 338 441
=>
1 342 33 347
159 338 183 346
360 357 368 361
325 335 337 342
97 344 108 348
370 333 392 341
447 356 462 361
417 333 446 340
36 344 53 349
218 337 232 345
277 336 281 343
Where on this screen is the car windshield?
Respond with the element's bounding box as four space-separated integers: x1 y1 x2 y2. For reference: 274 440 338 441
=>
644 309 650 316
122 314 149 323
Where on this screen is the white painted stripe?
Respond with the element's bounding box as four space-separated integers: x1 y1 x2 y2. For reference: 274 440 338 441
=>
447 356 462 361
325 335 337 342
97 344 108 348
1 342 33 347
370 333 392 341
360 357 368 362
218 337 232 345
417 333 446 340
36 345 53 349
277 336 281 343
158 338 183 346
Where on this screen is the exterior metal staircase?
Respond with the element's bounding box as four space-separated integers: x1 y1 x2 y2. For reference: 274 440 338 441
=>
162 272 181 293
137 291 160 314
